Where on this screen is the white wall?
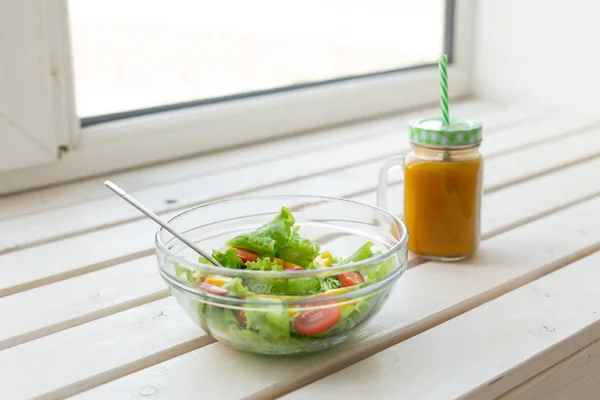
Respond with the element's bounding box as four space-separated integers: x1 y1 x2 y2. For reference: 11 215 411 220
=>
472 0 600 113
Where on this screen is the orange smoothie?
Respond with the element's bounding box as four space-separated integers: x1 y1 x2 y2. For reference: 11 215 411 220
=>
403 154 483 259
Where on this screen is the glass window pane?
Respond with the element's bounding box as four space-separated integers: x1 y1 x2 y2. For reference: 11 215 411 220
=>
69 0 445 118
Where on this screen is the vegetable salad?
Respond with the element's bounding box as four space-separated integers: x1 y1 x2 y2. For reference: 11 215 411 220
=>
173 206 395 353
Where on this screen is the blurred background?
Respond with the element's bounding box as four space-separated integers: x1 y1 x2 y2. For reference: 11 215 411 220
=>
69 0 444 117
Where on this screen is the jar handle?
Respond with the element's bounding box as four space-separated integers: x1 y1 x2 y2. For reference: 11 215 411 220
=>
377 156 405 215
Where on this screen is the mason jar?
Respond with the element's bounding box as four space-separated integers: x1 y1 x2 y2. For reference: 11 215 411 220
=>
377 117 483 261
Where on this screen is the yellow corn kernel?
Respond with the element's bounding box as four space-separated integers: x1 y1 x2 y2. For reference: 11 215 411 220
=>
321 251 333 260
313 256 332 267
204 275 231 287
324 287 359 307
324 287 352 296
288 305 299 317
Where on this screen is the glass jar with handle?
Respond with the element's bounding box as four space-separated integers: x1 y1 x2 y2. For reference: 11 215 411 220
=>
377 117 483 261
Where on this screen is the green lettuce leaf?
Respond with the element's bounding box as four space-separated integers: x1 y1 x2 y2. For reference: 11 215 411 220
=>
226 325 306 352
212 248 244 269
323 296 377 336
197 256 213 265
338 241 375 265
243 295 291 341
245 275 340 296
366 258 396 283
204 306 230 332
278 231 321 267
227 325 272 350
245 258 283 271
173 263 194 282
226 206 295 257
221 277 251 298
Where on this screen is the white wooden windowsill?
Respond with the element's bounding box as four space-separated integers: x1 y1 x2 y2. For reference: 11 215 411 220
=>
1 98 600 399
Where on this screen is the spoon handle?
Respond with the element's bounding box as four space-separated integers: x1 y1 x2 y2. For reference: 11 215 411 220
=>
104 180 220 266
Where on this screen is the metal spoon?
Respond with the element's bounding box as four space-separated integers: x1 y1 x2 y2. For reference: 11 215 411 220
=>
104 180 221 266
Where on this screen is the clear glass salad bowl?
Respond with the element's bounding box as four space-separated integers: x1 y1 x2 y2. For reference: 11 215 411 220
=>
156 195 408 355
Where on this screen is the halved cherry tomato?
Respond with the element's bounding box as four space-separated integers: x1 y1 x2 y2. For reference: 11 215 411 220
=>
338 272 365 287
294 307 341 336
192 282 228 296
222 246 260 263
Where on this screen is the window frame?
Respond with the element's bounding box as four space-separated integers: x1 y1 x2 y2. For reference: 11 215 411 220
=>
0 0 473 195
0 0 78 174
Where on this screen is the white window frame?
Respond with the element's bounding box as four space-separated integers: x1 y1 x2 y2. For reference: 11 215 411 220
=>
0 0 78 174
0 0 474 195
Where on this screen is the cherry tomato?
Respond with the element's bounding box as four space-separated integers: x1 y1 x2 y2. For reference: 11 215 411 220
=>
294 306 341 336
222 246 260 263
237 310 246 328
192 282 228 296
338 272 365 287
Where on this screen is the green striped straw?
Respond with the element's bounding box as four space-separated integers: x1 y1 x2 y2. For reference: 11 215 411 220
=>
439 54 451 160
439 54 449 124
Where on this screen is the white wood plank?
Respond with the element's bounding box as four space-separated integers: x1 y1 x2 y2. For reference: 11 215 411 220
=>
0 256 167 350
0 297 210 400
2 121 598 297
70 195 600 400
499 336 600 400
6 155 600 352
0 105 563 254
280 251 600 400
0 100 495 221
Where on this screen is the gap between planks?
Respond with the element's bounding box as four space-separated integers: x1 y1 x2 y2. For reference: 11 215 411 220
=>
0 105 560 255
1 114 598 299
4 155 600 351
70 195 600 400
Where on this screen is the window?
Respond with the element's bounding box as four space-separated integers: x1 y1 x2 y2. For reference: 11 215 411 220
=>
0 0 472 195
70 0 445 120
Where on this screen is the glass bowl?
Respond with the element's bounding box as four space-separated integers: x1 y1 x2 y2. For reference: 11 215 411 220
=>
156 195 408 355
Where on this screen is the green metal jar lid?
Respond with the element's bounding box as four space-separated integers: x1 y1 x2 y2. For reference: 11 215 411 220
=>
409 117 482 148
